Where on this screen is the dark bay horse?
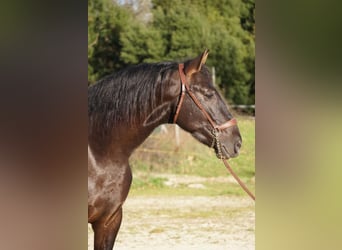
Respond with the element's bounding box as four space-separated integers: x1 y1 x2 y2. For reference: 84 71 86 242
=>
88 50 242 249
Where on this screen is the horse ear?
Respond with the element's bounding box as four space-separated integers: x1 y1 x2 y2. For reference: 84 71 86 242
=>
184 49 209 77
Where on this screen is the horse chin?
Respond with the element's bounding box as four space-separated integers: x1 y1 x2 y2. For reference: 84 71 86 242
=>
216 153 229 160
191 131 237 160
220 144 239 159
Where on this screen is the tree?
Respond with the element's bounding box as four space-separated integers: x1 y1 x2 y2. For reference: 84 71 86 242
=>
88 0 131 84
120 22 165 64
151 1 211 60
88 0 255 105
149 0 255 104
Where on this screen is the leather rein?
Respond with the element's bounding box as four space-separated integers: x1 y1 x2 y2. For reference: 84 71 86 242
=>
173 63 255 201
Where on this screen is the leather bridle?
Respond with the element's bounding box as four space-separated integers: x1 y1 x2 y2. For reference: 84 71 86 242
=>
173 63 237 159
173 63 256 201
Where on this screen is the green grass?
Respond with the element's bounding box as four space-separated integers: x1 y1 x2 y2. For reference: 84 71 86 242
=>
130 180 255 197
130 115 255 196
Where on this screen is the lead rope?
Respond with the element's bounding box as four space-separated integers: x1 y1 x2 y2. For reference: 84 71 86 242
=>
211 130 255 201
222 159 255 201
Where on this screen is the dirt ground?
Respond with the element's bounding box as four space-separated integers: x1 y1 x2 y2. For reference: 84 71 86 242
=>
88 195 255 250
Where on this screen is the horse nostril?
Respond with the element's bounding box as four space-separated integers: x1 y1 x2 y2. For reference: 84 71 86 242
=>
234 140 242 153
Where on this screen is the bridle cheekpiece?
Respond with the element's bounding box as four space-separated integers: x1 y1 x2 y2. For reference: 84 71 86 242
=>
173 63 237 159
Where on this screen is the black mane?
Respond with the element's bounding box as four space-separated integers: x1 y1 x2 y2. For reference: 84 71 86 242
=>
88 62 178 134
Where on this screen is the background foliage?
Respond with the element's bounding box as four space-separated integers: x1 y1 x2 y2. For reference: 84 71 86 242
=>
88 0 255 105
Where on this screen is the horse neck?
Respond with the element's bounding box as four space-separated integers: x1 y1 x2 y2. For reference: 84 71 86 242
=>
89 68 179 162
89 104 173 164
111 70 180 156
111 99 174 157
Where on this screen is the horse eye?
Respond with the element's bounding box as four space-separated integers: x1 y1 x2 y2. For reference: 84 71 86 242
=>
204 91 214 98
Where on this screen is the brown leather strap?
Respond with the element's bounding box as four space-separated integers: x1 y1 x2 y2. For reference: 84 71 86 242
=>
175 64 217 127
223 159 255 201
174 63 239 132
173 82 186 123
184 84 217 128
215 118 237 130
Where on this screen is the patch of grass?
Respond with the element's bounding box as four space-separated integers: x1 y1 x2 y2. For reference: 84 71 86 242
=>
131 176 167 190
130 178 255 197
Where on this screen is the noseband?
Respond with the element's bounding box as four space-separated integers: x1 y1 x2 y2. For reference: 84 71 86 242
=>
173 64 237 159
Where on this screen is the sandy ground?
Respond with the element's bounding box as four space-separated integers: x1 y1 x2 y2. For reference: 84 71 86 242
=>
88 196 255 250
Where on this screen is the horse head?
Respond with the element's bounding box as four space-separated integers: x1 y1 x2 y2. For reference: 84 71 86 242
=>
172 49 242 159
